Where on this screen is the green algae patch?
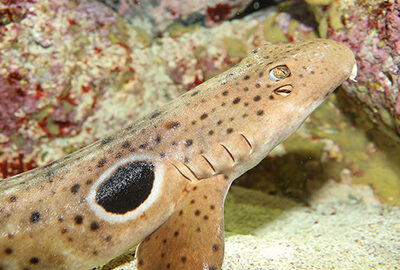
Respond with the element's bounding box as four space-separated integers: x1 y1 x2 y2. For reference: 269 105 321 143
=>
133 27 152 48
167 22 201 38
262 13 289 44
225 186 298 235
223 37 248 59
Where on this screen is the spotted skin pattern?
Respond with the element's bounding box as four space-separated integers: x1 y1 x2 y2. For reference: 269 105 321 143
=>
0 39 356 270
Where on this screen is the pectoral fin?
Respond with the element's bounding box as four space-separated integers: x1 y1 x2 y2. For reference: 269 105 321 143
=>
136 174 230 270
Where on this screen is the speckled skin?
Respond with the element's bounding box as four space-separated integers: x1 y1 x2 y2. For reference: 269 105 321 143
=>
0 39 355 270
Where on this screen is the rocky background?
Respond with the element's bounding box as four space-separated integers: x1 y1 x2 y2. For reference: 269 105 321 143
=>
0 0 399 269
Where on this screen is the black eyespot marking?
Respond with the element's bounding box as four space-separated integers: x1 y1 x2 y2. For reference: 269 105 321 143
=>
30 211 41 223
96 161 154 214
74 215 83 225
30 257 39 264
185 139 193 147
97 158 107 168
90 221 100 231
9 195 17 202
71 184 80 194
232 97 240 104
200 113 208 120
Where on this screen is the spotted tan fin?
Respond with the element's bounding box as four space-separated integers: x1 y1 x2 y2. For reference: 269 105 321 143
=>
136 174 230 270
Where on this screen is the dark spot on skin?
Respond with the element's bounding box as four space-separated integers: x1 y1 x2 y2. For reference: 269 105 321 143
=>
161 253 165 258
264 56 269 59
179 210 183 215
164 121 180 129
208 130 214 135
138 259 143 265
244 75 250 80
150 112 161 119
174 231 179 237
210 205 215 210
93 250 98 255
244 87 248 91
255 83 261 88
227 128 233 134
30 257 39 264
259 72 264 77
191 91 199 97
244 102 249 107
70 184 80 194
160 153 166 158
195 210 200 216
139 143 147 149
58 216 64 222
217 120 223 125
155 136 161 144
105 235 112 242
221 102 226 106
7 233 14 239
209 266 217 270
97 158 107 168
201 98 206 103
212 244 219 251
5 248 12 254
74 215 83 225
269 95 274 100
9 195 17 202
311 70 315 74
191 120 196 125
181 256 187 263
253 95 261 102
193 186 197 191
68 237 73 242
101 136 113 145
166 263 170 268
232 97 240 104
96 161 154 214
172 141 177 146
200 113 208 120
204 215 209 220
185 139 193 147
190 200 195 204
90 221 100 231
184 157 189 163
257 110 264 116
163 239 167 244
222 91 228 96
122 141 131 149
61 228 67 234
115 152 123 158
242 113 248 118
30 212 41 223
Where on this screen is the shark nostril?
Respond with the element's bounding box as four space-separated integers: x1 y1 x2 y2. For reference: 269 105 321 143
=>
269 65 291 81
273 85 293 98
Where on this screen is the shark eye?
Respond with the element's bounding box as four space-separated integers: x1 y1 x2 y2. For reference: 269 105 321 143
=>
269 65 291 81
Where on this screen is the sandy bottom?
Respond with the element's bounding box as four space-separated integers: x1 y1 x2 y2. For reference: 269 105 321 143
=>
109 180 400 270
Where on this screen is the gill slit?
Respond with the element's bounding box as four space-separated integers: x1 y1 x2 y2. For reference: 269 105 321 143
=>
220 144 235 165
201 155 216 174
239 132 253 154
170 162 193 182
